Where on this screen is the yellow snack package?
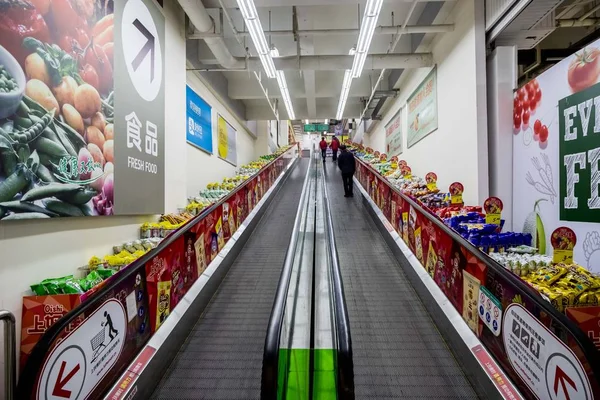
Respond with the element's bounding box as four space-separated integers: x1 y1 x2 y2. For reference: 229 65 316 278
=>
577 291 600 307
530 264 568 286
538 287 564 312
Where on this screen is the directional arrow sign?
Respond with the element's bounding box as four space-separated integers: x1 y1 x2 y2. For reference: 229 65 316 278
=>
132 19 155 82
554 366 577 400
121 0 163 102
52 361 81 398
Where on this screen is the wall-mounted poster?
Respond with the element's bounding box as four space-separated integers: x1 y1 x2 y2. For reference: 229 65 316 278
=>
512 38 600 273
407 67 438 148
217 114 237 166
186 85 212 154
0 0 165 220
385 109 403 156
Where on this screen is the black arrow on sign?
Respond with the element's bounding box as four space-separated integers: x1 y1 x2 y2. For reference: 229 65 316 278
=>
132 19 155 82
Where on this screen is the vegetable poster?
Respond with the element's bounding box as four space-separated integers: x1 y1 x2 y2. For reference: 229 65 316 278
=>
512 38 600 273
407 67 438 148
0 0 165 221
384 109 402 156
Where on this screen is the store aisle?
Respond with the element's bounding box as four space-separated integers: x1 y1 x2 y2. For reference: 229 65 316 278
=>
151 158 309 400
322 163 479 399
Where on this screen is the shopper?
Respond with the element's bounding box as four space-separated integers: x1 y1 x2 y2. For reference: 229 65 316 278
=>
319 136 327 162
330 135 340 162
337 145 356 197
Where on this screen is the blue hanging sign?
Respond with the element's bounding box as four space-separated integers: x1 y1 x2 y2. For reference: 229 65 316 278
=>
186 85 213 153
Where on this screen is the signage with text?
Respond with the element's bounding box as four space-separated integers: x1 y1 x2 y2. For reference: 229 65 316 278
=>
385 109 403 156
186 85 213 153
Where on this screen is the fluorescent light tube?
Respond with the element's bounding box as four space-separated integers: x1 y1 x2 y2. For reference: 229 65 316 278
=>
365 0 383 17
356 16 377 53
247 19 269 54
238 0 258 20
276 71 295 120
337 70 352 120
259 53 276 78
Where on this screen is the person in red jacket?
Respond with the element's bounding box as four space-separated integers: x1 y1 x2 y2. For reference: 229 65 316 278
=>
330 135 340 162
319 136 327 162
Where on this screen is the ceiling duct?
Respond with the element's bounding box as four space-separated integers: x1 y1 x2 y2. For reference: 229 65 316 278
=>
178 0 243 69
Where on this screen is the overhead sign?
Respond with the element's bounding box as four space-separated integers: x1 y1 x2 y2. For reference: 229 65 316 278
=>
304 124 329 132
502 303 592 400
186 85 213 154
37 299 127 400
115 0 166 215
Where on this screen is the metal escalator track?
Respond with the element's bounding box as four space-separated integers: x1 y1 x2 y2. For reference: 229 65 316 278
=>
151 158 310 400
322 164 478 399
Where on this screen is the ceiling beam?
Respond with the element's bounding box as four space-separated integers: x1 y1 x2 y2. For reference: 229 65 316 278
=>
187 24 454 39
190 53 433 71
202 0 453 7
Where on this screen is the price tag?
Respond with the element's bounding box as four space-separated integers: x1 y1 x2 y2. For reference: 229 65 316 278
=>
449 182 464 205
391 162 398 169
551 227 576 264
401 165 412 180
553 249 574 264
485 214 501 225
451 194 463 204
425 172 437 191
483 197 503 226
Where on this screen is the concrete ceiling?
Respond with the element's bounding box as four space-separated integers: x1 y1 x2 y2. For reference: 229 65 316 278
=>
185 0 456 121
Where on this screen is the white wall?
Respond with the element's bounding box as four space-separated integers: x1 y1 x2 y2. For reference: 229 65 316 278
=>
186 72 257 197
0 2 188 391
363 0 488 205
487 46 517 230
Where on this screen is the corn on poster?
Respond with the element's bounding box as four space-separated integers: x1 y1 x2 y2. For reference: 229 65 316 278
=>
512 38 600 273
217 114 237 166
407 67 438 148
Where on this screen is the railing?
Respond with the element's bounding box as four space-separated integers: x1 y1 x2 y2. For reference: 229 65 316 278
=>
1 310 16 400
261 155 313 399
354 157 600 398
16 147 296 399
321 163 354 399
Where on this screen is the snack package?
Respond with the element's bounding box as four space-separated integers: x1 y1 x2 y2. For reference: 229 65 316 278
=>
529 264 568 286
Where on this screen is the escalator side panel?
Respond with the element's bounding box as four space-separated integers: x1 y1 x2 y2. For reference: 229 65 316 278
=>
151 158 309 400
322 164 478 399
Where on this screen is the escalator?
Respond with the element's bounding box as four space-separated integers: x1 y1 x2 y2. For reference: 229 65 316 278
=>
322 163 479 399
150 158 310 399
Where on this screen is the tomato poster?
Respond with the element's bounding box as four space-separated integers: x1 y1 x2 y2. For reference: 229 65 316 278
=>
512 39 600 273
0 0 165 221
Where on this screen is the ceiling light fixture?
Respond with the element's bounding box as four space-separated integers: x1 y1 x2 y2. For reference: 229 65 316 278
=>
336 0 383 119
336 69 352 120
237 0 295 120
237 0 276 78
276 71 295 120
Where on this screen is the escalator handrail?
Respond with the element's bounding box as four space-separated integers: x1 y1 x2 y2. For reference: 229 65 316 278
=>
16 147 296 397
355 157 600 382
261 156 312 399
321 165 355 399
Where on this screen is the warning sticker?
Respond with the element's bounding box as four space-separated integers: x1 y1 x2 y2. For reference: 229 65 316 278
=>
502 303 592 399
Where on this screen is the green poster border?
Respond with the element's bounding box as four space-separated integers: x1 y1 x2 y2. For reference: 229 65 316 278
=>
407 66 438 149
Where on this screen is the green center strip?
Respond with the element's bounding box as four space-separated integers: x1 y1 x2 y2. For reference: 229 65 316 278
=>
278 349 337 400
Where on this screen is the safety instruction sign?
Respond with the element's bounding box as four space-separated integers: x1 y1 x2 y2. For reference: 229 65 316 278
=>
502 303 592 400
478 286 502 336
37 299 126 399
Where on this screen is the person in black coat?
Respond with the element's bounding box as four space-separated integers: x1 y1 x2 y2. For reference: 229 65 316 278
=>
337 145 356 197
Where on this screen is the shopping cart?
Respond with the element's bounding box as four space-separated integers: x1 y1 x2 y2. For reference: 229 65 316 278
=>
90 327 107 363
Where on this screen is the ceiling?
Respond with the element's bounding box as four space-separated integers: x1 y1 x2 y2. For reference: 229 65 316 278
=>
486 0 600 84
184 0 458 121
